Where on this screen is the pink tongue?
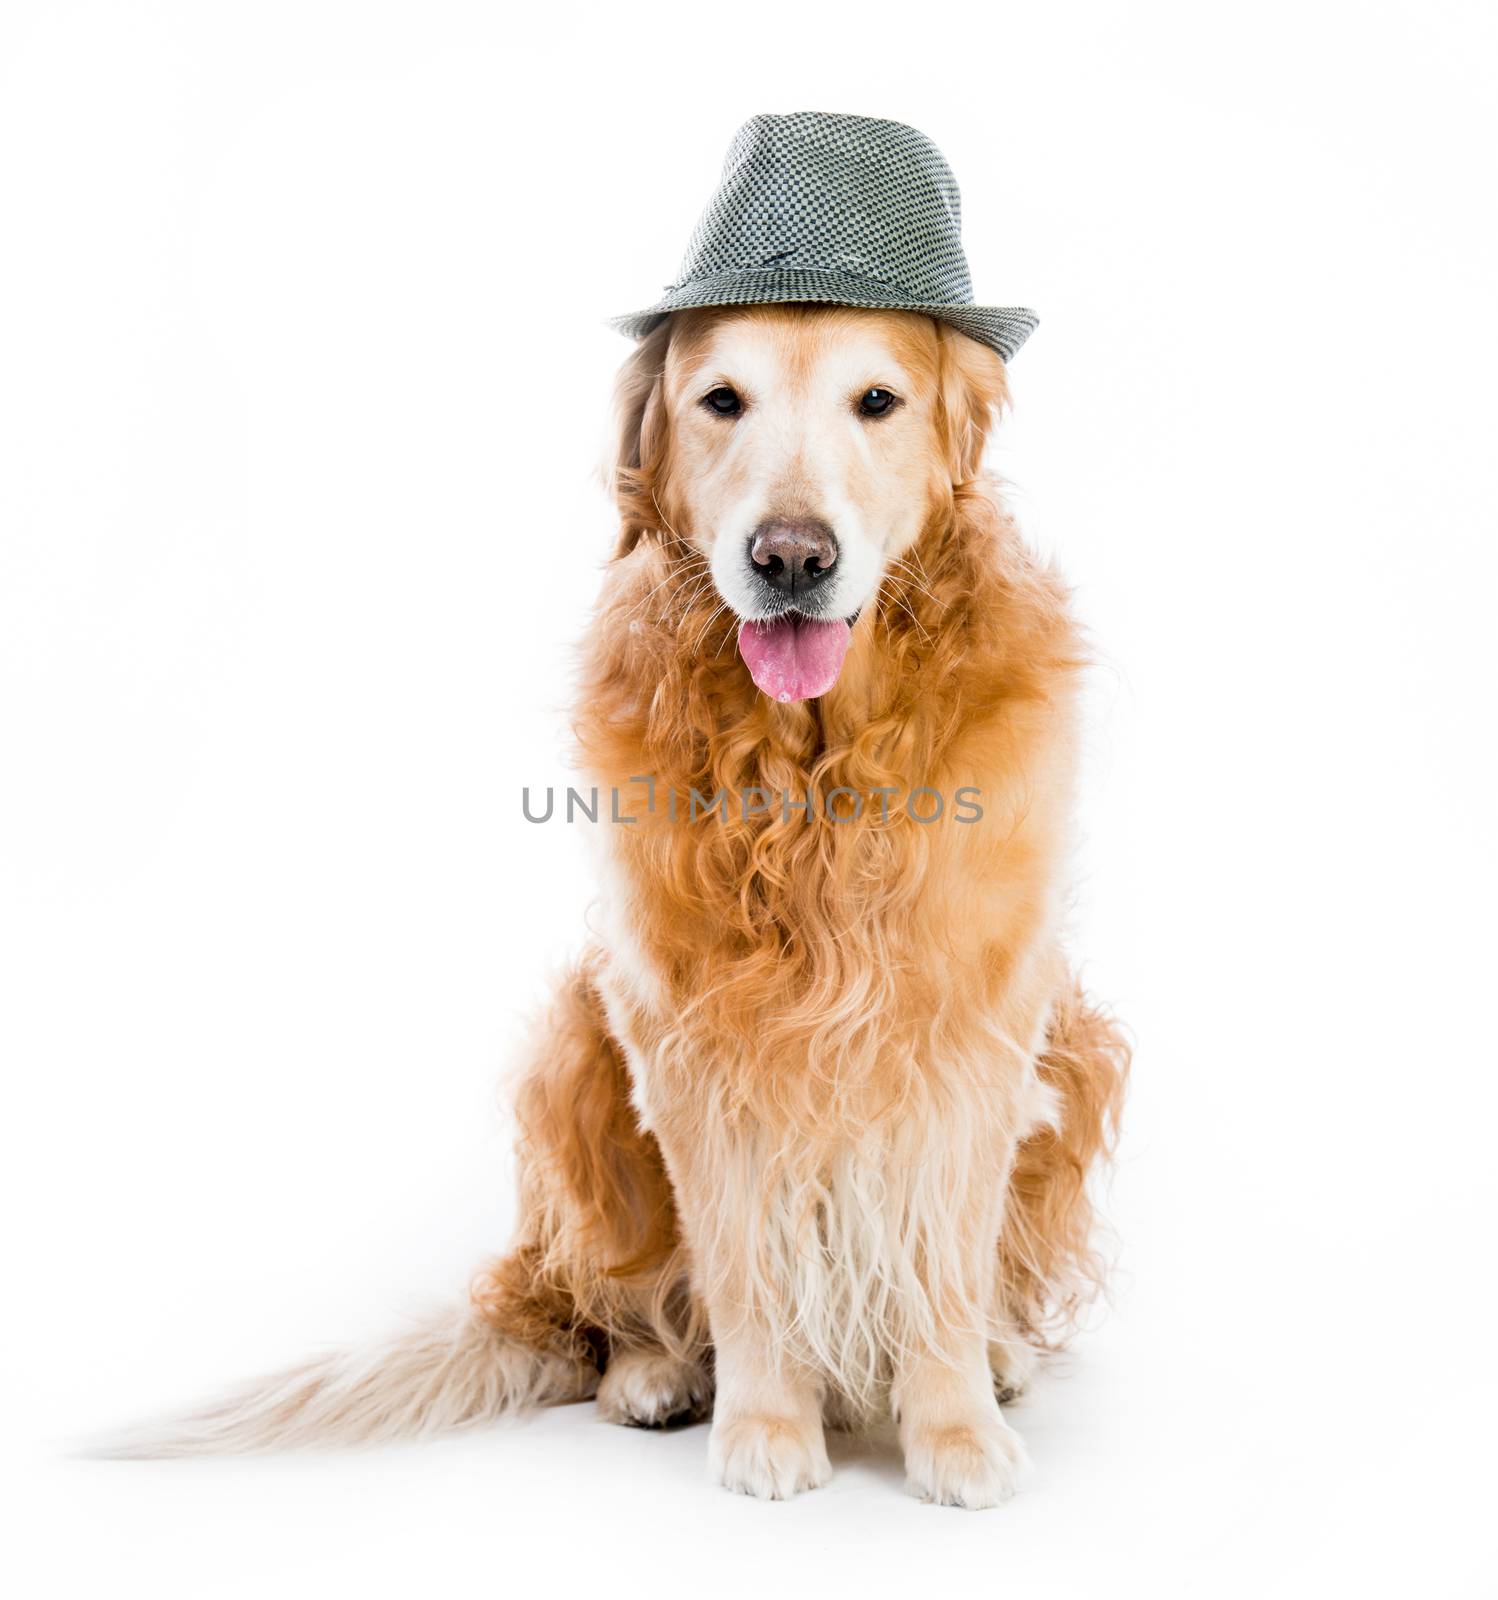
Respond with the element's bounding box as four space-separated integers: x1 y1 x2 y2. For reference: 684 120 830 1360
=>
738 616 851 703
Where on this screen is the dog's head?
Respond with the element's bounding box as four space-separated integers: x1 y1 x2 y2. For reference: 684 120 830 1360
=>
610 306 1009 702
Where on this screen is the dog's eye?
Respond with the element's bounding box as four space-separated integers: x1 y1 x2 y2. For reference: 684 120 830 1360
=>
702 386 743 417
858 388 899 418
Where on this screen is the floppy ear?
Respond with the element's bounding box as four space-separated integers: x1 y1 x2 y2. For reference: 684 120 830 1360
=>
934 324 1011 485
607 319 674 558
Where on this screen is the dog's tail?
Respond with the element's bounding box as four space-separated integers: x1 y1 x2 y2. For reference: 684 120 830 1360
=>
91 1300 598 1459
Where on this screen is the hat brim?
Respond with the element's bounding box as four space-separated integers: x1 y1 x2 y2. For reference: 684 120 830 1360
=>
608 268 1037 363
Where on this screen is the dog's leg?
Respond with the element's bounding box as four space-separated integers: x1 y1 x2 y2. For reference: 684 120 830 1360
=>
596 1344 712 1428
892 1124 1032 1508
998 976 1129 1342
481 959 705 1407
894 1336 1030 1509
706 1308 831 1500
652 1127 833 1499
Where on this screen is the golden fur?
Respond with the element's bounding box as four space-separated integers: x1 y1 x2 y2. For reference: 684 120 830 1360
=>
111 306 1126 1509
475 306 1128 1502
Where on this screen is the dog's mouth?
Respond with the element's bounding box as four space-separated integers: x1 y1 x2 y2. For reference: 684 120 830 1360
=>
737 612 853 703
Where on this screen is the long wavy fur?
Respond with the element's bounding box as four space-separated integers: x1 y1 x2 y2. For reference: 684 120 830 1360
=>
480 308 1129 1411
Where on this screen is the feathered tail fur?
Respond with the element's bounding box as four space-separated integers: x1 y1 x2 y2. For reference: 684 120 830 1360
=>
92 1303 597 1459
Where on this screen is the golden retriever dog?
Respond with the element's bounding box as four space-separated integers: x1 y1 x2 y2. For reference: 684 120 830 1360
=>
116 304 1128 1509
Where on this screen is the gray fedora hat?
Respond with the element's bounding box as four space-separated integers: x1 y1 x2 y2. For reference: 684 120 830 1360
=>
610 111 1037 362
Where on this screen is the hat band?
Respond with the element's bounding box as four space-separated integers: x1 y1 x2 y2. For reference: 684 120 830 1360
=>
664 262 962 306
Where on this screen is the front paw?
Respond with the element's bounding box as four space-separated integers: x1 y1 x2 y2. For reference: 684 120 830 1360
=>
710 1413 832 1500
903 1415 1030 1509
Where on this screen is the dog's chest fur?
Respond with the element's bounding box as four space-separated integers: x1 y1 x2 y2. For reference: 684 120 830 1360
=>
589 803 1062 1403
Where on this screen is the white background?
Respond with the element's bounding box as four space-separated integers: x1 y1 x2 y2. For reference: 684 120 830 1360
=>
3 1 1495 1595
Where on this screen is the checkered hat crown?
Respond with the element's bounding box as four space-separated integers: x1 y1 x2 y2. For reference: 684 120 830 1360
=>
610 112 1037 363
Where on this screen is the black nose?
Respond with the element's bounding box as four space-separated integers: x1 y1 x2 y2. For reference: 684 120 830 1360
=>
748 518 839 599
